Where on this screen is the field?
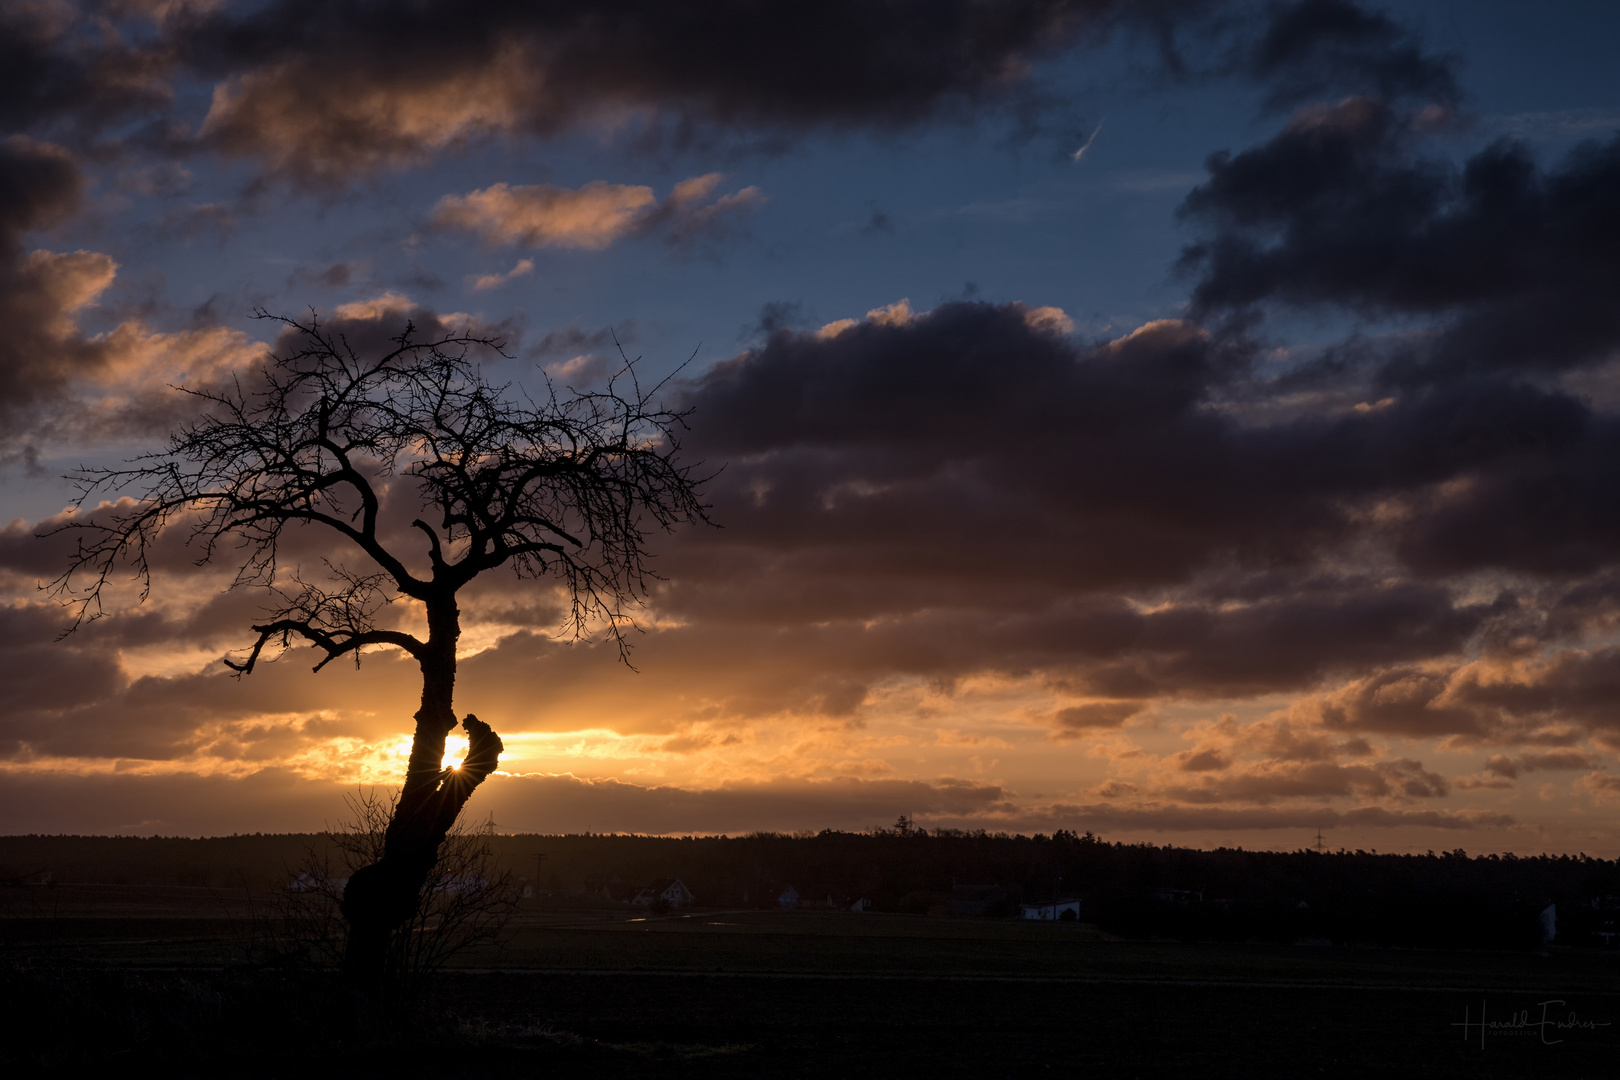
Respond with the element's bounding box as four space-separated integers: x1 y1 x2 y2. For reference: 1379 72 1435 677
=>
2 883 1617 1077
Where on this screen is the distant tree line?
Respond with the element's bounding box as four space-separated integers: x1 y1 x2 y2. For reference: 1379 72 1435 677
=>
4 829 1617 949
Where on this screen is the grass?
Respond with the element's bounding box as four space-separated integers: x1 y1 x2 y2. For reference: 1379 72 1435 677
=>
2 885 1617 1077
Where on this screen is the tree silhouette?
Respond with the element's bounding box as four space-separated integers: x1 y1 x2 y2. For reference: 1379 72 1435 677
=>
50 309 708 988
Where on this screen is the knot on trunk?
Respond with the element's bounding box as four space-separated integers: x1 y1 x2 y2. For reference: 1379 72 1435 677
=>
456 713 504 783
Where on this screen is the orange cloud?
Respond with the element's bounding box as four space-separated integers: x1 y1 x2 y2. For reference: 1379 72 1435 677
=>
434 181 656 249
470 258 534 291
200 47 539 184
432 174 763 250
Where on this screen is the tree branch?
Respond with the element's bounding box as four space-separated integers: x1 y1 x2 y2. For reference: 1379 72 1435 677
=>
224 618 425 675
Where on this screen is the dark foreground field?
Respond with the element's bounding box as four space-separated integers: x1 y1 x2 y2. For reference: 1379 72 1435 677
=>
2 887 1616 1078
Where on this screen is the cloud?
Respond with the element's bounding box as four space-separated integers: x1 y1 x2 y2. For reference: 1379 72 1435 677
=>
1576 771 1620 805
470 258 534 291
435 181 656 249
0 137 270 456
1010 802 1512 833
1052 700 1144 735
1275 645 1620 749
667 300 1512 694
1160 757 1449 805
1240 0 1459 112
0 762 1515 838
1179 97 1620 385
0 136 101 438
0 2 173 140
433 174 763 250
167 1 1474 186
525 320 637 361
1483 751 1596 780
0 2 1463 190
178 1 1129 183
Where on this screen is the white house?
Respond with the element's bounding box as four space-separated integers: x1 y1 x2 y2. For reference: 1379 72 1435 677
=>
632 877 695 908
778 885 800 910
1020 898 1082 920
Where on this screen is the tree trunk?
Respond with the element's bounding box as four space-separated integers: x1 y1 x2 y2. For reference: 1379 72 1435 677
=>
340 593 503 991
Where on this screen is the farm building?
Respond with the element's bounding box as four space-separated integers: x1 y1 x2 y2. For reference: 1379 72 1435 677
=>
1020 898 1082 921
632 877 695 908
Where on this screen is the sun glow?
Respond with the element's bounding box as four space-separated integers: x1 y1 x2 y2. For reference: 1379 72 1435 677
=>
442 736 469 771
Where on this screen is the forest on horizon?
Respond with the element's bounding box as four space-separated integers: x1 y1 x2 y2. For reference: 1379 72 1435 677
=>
4 828 1617 951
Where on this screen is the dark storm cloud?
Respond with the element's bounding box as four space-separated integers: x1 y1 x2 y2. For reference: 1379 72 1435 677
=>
444 575 1491 732
0 2 171 140
0 135 112 444
678 300 1576 595
1172 89 1620 577
1240 0 1459 111
1179 97 1620 384
621 293 1620 724
2 2 1456 179
167 0 1135 183
0 0 1464 203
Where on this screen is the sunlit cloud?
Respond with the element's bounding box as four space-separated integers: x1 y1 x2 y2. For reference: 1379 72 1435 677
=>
432 174 764 250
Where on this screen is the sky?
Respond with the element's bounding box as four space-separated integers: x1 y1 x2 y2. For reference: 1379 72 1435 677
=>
4 0 1620 852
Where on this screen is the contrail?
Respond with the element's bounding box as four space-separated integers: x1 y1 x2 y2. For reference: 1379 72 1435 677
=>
1071 122 1104 163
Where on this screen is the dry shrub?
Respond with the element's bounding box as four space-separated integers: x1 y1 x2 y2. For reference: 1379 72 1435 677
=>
254 788 518 993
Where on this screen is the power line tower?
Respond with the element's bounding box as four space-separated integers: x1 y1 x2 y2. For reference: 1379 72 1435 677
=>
1313 826 1326 854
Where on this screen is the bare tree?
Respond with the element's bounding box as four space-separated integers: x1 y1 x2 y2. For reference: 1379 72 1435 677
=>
49 310 708 988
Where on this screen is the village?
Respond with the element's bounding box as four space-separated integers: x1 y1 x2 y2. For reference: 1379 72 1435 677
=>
571 873 1082 921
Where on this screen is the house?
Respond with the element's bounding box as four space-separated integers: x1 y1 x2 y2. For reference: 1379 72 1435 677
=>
850 898 871 913
287 871 322 892
1538 903 1557 944
1151 887 1203 906
777 885 800 910
1020 898 1082 920
632 877 695 909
